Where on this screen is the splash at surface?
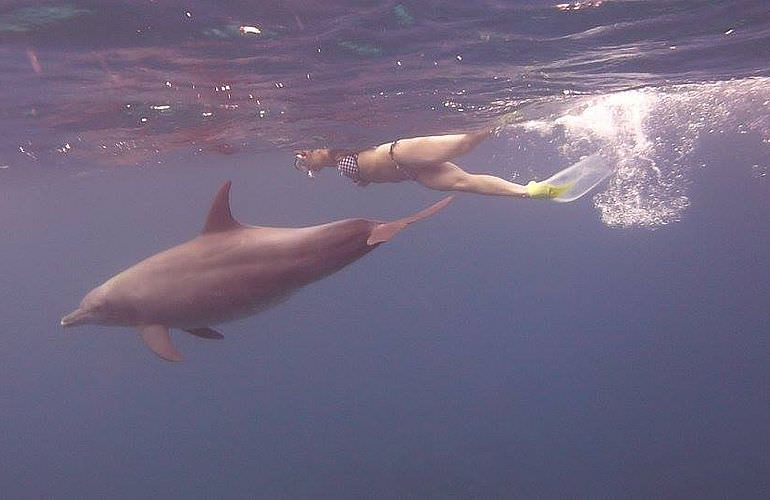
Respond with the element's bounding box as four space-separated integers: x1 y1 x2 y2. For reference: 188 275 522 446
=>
498 77 770 227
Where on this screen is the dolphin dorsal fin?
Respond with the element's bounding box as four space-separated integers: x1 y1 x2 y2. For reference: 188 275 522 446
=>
202 181 242 234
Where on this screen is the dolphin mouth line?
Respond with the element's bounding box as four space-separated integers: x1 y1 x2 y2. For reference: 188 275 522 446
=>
60 308 87 328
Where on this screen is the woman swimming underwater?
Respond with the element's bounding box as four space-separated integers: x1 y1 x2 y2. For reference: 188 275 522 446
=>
293 130 570 199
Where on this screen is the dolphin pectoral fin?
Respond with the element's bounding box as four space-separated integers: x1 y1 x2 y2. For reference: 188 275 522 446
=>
184 327 224 340
367 195 453 245
138 325 182 362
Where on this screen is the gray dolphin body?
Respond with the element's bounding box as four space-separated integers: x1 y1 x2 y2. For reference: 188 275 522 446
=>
61 181 451 361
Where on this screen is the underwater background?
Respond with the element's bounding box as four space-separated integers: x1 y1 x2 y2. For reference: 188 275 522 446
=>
1 1 768 497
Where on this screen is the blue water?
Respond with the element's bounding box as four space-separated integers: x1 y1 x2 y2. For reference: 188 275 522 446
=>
0 1 768 497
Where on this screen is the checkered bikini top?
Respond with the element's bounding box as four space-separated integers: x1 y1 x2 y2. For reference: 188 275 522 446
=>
336 153 365 184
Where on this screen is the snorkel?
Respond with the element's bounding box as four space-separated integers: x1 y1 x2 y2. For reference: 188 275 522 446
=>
294 153 315 178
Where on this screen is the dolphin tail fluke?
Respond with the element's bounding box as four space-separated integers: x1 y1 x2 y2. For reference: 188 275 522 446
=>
139 324 182 362
367 196 453 245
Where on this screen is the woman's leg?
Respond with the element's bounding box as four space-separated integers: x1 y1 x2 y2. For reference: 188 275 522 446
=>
414 162 527 197
391 130 492 166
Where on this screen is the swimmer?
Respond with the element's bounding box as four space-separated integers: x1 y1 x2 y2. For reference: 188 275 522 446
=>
293 130 569 199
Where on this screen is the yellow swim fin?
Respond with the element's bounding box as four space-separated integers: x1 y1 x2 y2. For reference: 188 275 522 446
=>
526 154 613 202
526 180 573 199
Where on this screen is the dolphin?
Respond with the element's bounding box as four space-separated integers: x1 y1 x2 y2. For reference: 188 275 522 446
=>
61 181 452 362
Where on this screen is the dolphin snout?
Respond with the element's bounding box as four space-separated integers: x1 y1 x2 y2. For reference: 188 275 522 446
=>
60 308 89 328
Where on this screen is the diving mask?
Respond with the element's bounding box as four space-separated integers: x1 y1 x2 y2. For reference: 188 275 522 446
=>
293 153 315 178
